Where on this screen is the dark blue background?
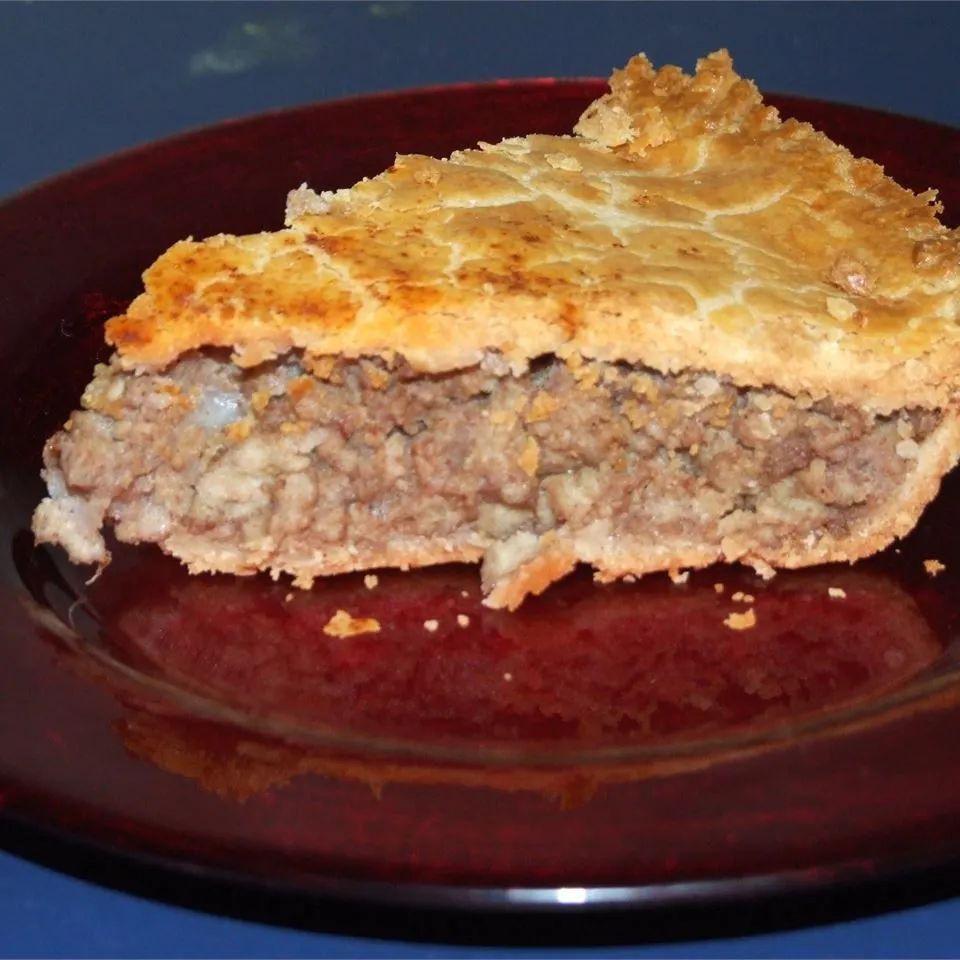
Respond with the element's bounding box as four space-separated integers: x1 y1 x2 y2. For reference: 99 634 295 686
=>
4 2 960 956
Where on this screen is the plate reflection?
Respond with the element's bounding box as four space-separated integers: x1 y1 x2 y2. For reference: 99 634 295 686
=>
20 542 946 807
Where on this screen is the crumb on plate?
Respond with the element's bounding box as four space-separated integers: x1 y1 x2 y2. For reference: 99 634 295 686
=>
323 609 381 637
723 608 757 631
752 560 776 580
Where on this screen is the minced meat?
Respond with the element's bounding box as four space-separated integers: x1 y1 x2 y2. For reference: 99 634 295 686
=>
33 350 939 592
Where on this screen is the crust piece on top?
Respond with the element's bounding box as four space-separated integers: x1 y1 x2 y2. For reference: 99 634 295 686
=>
107 49 960 413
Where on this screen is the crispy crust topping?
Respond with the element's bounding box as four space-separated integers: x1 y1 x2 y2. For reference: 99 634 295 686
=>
106 50 960 413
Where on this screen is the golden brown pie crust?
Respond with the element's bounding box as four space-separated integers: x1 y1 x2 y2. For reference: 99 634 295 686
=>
107 50 960 415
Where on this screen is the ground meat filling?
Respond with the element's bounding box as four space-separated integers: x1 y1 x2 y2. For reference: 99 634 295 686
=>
35 350 940 589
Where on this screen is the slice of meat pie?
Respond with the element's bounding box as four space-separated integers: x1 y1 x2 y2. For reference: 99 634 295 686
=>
33 50 960 608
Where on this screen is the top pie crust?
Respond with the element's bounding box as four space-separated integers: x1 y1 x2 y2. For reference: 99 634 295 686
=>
105 50 960 414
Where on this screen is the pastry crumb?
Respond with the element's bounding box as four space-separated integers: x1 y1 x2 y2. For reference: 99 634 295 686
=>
668 569 689 585
503 672 514 682
524 389 560 423
751 559 776 581
622 573 636 584
323 609 381 638
828 586 847 599
423 619 439 632
456 614 470 627
359 359 390 389
518 436 540 476
731 591 754 603
284 592 294 603
250 387 272 414
723 608 757 631
924 559 946 577
225 418 253 442
713 583 724 594
460 590 470 598
363 573 379 590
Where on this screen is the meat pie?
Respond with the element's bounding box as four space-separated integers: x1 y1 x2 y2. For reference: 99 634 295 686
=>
32 50 960 608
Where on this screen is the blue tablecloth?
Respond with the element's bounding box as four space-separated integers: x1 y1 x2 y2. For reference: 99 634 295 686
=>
3 3 960 955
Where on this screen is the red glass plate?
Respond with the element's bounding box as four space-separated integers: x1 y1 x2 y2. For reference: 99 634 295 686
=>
2 81 960 913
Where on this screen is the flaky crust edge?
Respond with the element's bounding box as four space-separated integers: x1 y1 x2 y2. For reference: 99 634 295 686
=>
104 50 960 416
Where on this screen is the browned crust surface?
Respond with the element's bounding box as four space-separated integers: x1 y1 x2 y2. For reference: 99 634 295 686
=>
106 50 960 413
